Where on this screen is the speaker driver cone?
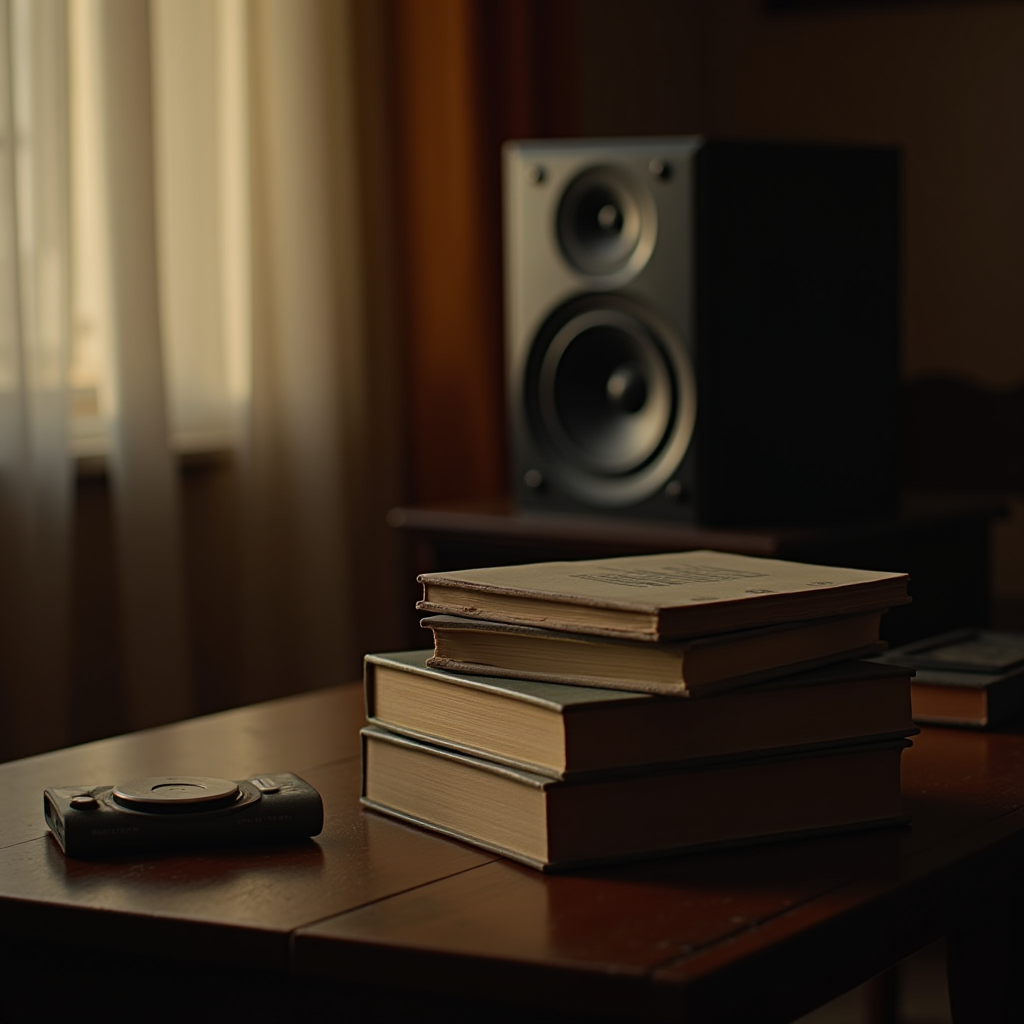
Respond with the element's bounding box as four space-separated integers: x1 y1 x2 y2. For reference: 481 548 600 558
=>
525 295 696 507
540 309 674 475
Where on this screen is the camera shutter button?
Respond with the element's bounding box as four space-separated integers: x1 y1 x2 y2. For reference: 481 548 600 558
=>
70 795 99 810
251 777 280 793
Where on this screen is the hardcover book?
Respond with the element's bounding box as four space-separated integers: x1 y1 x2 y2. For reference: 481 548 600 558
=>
421 611 887 697
361 725 911 871
364 651 916 779
416 549 909 642
873 629 1024 728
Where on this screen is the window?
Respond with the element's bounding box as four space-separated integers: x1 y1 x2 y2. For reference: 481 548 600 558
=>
68 0 251 459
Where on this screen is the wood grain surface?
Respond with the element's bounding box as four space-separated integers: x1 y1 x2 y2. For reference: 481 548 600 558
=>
3 682 1024 1022
0 684 492 970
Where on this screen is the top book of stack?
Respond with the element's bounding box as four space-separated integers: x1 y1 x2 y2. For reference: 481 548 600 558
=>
416 549 910 643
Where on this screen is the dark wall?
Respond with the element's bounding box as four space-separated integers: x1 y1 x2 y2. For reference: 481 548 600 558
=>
561 0 1024 610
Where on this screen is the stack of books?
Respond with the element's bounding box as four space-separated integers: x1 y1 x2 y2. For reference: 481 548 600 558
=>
873 628 1024 729
361 549 917 871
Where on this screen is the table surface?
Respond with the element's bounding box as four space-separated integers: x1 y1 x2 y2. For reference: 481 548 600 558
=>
3 681 1024 1022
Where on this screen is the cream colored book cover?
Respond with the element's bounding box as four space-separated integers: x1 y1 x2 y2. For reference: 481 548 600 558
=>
417 549 909 641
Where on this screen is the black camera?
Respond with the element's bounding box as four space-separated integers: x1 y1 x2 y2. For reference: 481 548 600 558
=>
44 773 324 858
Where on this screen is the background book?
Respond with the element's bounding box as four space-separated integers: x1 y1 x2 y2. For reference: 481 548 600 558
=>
361 725 911 871
365 651 916 779
421 611 886 697
416 549 909 641
873 629 1024 728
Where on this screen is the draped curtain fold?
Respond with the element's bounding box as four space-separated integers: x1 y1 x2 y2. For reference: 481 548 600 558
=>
0 0 74 758
88 0 193 729
0 0 405 760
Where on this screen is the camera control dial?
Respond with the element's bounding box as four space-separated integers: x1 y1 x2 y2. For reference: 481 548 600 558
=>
112 776 240 808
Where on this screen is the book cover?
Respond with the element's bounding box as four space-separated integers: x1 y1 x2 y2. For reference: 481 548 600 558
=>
416 549 909 641
364 651 916 779
873 629 1024 728
421 611 887 696
361 725 911 871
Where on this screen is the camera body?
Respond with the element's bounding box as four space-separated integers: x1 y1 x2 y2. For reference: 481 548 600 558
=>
44 773 324 858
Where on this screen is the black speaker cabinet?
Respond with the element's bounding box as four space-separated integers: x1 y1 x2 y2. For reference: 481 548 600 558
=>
503 137 901 526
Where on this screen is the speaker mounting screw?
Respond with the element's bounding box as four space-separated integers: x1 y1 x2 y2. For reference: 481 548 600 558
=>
525 165 546 185
648 158 672 181
664 480 687 501
523 468 545 490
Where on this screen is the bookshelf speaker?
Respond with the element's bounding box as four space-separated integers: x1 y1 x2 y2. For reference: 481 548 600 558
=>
503 137 901 526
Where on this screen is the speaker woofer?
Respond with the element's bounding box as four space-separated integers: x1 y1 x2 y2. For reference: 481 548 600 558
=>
556 166 656 278
540 309 674 475
526 295 696 507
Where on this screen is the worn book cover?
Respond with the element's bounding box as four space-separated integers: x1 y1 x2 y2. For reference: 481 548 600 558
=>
873 629 1024 728
421 611 886 696
416 549 909 641
364 651 915 779
361 725 911 871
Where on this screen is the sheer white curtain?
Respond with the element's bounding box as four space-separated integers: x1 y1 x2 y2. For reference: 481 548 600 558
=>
0 0 404 759
73 0 193 731
0 0 73 758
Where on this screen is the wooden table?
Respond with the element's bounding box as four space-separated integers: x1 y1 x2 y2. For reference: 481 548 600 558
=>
2 683 1023 1023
